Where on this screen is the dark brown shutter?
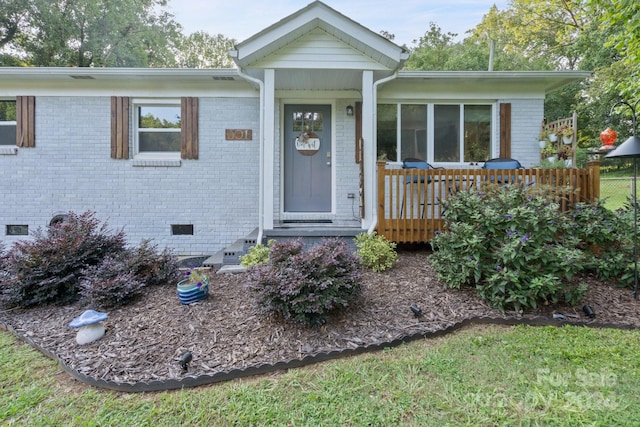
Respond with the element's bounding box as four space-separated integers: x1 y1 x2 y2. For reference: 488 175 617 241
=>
16 96 35 147
181 97 199 160
355 101 362 163
499 103 511 158
111 96 129 159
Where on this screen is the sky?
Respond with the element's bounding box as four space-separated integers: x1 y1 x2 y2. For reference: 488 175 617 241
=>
167 0 510 47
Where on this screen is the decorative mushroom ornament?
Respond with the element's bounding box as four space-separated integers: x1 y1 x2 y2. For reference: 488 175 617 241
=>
68 310 108 345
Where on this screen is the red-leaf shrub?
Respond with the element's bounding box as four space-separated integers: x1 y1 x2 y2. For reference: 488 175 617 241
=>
0 211 181 309
0 211 126 307
79 256 146 309
244 238 362 326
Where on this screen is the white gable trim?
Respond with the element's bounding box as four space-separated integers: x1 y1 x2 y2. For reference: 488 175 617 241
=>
231 1 407 71
250 28 390 70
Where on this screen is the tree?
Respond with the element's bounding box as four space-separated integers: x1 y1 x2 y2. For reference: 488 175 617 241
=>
588 0 640 99
174 32 236 69
1 0 182 67
403 23 458 70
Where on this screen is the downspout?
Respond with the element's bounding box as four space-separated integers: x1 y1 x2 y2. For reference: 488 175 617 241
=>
235 68 265 245
368 71 399 234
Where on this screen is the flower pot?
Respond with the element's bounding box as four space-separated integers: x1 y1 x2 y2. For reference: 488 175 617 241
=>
177 277 209 304
563 135 573 144
539 140 547 149
548 134 558 142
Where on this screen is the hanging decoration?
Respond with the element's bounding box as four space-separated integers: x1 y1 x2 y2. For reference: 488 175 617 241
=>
295 131 321 156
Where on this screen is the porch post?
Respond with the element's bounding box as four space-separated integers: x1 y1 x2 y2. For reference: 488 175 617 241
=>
361 70 375 230
263 69 275 230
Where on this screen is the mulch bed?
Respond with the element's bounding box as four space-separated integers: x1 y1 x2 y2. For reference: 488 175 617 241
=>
1 249 639 390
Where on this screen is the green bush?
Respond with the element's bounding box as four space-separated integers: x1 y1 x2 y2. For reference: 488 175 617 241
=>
244 238 362 326
354 232 398 272
240 240 274 267
569 199 635 285
430 184 603 311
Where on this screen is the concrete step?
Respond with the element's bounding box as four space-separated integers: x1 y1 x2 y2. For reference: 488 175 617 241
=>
203 227 364 271
262 227 362 252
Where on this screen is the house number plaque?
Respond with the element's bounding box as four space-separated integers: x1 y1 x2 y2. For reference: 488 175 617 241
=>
225 129 252 140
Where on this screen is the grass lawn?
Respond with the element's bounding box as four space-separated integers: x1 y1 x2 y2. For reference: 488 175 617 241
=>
2 324 639 426
600 177 637 210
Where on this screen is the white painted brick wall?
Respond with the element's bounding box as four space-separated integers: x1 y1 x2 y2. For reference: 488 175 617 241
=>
503 98 545 167
0 96 260 255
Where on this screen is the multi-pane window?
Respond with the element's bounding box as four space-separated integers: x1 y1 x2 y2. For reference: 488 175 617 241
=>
135 104 181 154
377 103 492 163
0 100 17 146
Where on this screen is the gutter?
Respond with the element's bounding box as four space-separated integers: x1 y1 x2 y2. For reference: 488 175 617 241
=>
235 69 266 245
368 71 399 234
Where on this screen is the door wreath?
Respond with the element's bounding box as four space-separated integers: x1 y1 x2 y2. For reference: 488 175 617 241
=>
295 131 321 156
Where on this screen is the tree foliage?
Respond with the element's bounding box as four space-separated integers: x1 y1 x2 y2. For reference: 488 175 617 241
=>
1 0 182 67
174 31 236 69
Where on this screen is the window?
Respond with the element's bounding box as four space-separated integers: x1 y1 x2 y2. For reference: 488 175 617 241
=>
0 100 16 146
135 102 181 156
377 103 492 163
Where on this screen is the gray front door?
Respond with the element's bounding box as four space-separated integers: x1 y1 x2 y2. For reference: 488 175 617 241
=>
284 104 332 212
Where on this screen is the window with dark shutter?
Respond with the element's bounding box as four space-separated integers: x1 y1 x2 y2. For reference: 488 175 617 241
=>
499 103 512 158
181 97 199 160
111 96 130 159
16 96 35 148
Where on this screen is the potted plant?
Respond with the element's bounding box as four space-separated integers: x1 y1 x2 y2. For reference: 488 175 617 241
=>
541 143 557 161
177 267 210 304
538 131 548 148
557 145 573 167
558 125 574 144
548 130 558 142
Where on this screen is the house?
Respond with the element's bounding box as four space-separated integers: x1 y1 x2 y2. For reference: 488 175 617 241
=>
0 1 590 260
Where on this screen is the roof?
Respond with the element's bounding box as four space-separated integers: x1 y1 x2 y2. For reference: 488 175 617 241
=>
230 1 408 71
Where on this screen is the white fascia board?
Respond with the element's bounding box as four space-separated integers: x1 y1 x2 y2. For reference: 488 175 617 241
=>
396 71 592 94
0 67 239 81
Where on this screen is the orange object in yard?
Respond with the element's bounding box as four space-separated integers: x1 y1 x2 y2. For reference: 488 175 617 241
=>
600 127 618 146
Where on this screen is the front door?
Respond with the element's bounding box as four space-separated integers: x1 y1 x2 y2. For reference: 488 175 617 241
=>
283 104 332 212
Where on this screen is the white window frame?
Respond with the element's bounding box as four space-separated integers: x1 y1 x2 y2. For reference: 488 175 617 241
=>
133 98 181 160
0 99 17 147
380 102 495 165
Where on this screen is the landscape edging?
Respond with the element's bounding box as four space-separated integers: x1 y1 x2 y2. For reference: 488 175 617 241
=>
1 316 637 393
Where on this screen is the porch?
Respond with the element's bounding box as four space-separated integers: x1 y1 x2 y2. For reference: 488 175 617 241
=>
376 160 602 244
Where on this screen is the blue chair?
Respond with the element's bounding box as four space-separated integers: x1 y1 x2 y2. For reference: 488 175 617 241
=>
482 157 523 184
401 158 443 217
402 158 442 183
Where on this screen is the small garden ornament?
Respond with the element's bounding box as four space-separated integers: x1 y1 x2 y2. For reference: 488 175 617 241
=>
69 309 108 345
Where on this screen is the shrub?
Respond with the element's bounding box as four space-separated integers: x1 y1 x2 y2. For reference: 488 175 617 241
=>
240 240 274 267
0 211 181 309
79 257 146 309
122 239 181 287
431 184 589 311
0 211 127 307
354 232 398 272
569 199 635 285
244 238 362 326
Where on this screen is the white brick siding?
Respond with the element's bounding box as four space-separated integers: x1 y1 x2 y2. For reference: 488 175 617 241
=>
1 96 260 255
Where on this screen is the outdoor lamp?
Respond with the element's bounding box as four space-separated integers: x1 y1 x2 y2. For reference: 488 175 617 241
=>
346 105 354 116
604 99 640 299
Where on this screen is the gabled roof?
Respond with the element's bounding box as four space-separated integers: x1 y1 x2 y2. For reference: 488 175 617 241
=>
230 1 408 71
